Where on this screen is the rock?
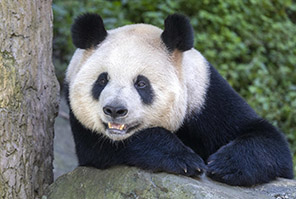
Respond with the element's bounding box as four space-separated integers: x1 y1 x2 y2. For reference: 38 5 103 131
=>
44 166 296 199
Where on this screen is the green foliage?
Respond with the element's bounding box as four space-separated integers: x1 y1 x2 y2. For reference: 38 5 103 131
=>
53 0 296 174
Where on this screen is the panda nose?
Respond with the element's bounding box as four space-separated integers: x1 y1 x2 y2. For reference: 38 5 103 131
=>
103 105 128 118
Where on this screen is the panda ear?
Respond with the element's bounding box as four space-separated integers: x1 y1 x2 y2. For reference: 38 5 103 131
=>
71 13 107 49
161 14 194 52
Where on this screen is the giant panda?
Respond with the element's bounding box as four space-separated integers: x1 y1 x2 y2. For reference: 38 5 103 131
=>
64 13 293 186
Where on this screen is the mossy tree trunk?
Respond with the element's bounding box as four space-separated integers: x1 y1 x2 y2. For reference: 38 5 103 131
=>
0 0 59 198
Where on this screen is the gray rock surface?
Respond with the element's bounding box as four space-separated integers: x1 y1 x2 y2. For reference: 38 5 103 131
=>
45 166 296 199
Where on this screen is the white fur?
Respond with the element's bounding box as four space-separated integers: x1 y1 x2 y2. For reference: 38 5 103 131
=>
183 49 210 116
66 23 209 140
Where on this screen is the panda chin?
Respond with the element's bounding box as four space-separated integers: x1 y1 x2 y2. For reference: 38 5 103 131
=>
103 122 140 140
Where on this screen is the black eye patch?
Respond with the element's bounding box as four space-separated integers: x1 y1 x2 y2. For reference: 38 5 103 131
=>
134 75 154 105
92 72 108 100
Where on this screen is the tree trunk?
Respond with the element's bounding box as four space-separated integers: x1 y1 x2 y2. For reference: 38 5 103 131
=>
0 1 59 198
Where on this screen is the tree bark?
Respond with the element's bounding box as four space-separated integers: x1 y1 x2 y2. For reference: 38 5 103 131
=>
0 1 59 198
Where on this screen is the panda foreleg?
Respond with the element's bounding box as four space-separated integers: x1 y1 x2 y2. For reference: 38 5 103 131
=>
206 120 293 186
70 110 205 176
69 111 124 169
121 127 206 177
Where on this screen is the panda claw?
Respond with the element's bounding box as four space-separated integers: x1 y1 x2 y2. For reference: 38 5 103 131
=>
208 160 214 165
184 168 187 173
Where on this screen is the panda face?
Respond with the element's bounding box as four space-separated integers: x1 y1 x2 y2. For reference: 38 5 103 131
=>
91 72 154 140
69 24 188 140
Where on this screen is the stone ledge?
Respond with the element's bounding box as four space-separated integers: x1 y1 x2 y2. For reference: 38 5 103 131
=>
44 166 296 199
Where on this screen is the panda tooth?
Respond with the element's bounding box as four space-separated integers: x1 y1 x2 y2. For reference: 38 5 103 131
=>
119 124 125 131
108 123 125 130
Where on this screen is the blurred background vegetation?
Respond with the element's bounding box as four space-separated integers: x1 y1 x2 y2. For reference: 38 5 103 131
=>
52 0 296 175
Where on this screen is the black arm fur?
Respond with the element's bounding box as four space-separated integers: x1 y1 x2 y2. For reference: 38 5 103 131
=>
69 109 205 177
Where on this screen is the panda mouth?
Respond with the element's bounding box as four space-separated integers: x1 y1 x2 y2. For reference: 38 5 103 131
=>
104 122 139 135
108 123 126 131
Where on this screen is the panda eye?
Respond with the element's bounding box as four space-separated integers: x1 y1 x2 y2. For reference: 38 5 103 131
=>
97 73 108 86
134 75 154 104
135 80 147 89
99 78 107 86
92 72 108 100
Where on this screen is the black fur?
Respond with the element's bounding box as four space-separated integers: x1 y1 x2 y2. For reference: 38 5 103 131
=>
134 75 154 105
71 13 107 49
161 14 194 52
69 109 205 176
92 72 108 100
176 65 258 161
176 64 293 186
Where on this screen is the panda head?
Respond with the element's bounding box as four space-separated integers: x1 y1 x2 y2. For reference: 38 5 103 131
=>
67 13 196 141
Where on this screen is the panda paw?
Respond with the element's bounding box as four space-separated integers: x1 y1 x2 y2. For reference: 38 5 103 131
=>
206 145 258 186
162 149 206 177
